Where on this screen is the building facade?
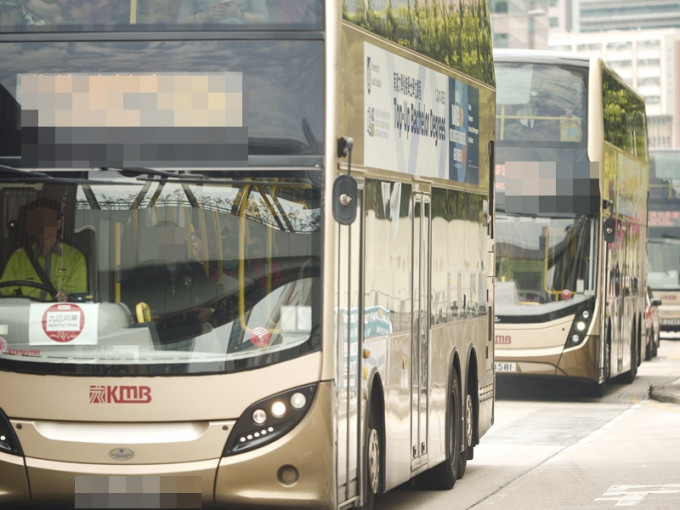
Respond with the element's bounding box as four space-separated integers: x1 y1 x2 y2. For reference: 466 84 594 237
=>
490 0 550 49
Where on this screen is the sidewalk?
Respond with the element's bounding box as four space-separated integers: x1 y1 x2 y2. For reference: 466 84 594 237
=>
649 377 680 405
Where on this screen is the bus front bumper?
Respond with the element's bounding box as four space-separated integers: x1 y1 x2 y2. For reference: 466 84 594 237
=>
0 383 335 509
495 335 599 382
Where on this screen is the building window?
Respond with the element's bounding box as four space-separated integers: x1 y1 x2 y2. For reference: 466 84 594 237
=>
494 33 509 48
491 0 508 13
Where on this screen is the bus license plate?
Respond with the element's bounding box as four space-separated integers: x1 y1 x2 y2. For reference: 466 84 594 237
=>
495 362 516 373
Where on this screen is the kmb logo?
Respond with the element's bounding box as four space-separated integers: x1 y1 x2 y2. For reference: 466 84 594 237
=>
89 385 152 404
495 335 512 344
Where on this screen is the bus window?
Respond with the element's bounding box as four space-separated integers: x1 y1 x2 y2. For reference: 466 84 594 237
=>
496 63 586 144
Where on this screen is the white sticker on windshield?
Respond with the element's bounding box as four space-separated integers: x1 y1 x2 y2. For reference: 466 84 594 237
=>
29 303 99 345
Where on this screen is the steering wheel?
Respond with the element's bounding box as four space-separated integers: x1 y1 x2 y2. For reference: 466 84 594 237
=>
0 280 58 300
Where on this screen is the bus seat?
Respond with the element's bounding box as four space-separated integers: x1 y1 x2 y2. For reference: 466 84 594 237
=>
73 225 97 293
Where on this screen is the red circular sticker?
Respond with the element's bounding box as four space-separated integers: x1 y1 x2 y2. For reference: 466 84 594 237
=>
250 326 271 347
561 289 573 300
42 304 85 343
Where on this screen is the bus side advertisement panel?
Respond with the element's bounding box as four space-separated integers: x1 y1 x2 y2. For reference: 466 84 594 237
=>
363 42 480 185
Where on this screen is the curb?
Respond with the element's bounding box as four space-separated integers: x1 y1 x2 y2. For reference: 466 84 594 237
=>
649 385 680 405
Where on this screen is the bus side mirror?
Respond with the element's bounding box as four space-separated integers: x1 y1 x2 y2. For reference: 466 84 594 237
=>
333 174 357 225
603 218 615 243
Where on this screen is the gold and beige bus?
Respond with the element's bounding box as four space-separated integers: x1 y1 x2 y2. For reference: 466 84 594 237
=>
494 50 649 396
0 1 495 508
648 149 680 334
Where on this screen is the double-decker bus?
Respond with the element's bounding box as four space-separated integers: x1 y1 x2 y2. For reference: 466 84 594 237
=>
648 149 680 333
494 50 649 396
0 1 496 508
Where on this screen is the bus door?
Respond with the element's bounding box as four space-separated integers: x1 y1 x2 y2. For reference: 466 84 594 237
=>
411 190 431 468
335 179 364 505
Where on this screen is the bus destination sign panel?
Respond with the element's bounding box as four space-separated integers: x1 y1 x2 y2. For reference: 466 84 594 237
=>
17 72 248 168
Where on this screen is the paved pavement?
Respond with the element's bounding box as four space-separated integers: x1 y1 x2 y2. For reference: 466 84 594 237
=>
649 333 680 405
649 378 680 405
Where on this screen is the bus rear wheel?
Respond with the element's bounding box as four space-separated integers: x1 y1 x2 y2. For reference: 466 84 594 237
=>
415 368 461 490
588 333 610 397
622 320 638 384
458 386 474 479
361 404 381 509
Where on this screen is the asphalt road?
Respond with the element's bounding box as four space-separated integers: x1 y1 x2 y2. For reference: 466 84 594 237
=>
374 336 680 509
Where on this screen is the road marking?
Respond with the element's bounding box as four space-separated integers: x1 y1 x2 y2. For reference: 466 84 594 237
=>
595 484 680 506
632 397 680 414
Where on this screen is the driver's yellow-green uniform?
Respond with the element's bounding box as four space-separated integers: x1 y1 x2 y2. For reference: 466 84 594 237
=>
0 242 86 300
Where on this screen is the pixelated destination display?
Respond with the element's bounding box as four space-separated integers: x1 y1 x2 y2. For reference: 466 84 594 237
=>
17 73 247 168
495 160 600 215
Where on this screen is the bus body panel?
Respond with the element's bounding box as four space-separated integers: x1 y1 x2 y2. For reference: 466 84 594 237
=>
12 419 234 465
497 335 599 381
333 15 495 503
0 452 31 505
0 353 321 422
26 458 218 507
214 381 334 509
6 382 334 508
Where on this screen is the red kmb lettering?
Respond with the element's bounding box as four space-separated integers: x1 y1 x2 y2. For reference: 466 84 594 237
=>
92 385 152 404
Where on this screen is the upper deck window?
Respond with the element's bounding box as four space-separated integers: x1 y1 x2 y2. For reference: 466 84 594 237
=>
0 0 323 32
495 62 587 146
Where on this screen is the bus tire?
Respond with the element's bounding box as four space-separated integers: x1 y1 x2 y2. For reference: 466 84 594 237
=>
457 382 474 478
415 367 461 490
588 331 610 397
361 403 382 510
622 322 638 384
645 328 653 361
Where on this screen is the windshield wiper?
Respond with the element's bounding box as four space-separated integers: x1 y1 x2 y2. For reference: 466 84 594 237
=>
107 166 185 179
0 164 51 179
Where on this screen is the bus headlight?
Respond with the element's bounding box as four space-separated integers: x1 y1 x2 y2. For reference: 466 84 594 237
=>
0 408 23 456
565 301 595 348
223 383 317 457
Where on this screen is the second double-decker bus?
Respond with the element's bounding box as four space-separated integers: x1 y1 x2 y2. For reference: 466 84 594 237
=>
493 50 649 396
648 149 680 333
0 1 496 508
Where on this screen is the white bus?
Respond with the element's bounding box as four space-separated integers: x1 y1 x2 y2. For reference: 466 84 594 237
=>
494 50 649 396
648 149 680 334
0 1 495 508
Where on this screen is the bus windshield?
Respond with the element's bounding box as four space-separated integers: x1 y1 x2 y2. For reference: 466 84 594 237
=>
496 61 587 146
0 172 322 375
648 150 680 290
496 214 596 315
0 0 323 31
648 239 680 290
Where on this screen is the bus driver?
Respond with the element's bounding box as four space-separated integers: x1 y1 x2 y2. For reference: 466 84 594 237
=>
0 198 87 301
